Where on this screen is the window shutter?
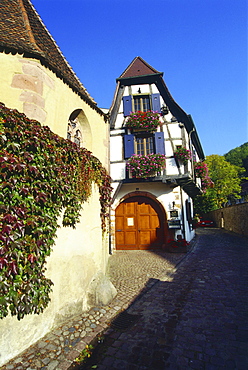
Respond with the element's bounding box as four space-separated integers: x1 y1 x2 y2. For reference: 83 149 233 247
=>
154 132 165 154
124 134 135 159
123 96 132 117
151 93 161 112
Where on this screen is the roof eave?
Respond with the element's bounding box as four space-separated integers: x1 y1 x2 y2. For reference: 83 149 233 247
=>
117 72 163 84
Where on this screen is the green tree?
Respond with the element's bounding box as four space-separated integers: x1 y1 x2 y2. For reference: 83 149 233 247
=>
224 142 248 177
194 155 242 214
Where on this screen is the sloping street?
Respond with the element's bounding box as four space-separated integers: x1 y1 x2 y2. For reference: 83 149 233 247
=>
78 228 248 369
2 228 248 369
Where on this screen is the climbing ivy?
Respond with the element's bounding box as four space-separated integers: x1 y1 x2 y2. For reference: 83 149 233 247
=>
0 103 112 320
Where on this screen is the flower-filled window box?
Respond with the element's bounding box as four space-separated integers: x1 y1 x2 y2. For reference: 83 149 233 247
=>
194 161 214 191
174 146 191 164
125 111 161 132
126 153 166 179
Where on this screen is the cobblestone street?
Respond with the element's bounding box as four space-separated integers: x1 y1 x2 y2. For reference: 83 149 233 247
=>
79 228 248 369
2 228 248 369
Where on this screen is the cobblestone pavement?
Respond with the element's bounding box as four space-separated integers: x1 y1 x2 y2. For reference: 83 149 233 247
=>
1 239 187 369
76 228 248 370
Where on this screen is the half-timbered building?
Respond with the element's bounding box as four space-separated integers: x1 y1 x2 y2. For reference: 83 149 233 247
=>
109 57 205 250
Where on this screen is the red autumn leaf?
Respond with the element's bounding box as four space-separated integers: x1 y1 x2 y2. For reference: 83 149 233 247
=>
8 260 18 275
0 257 7 269
28 254 37 263
2 224 12 235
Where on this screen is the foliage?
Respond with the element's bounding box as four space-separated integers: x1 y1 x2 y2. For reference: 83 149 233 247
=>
194 161 214 191
193 192 217 215
205 155 241 207
75 344 94 364
174 146 191 164
126 153 166 178
224 142 248 177
194 155 242 214
125 111 161 132
0 103 112 320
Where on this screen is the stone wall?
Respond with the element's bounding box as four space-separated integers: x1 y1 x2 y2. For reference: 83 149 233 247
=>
205 203 248 236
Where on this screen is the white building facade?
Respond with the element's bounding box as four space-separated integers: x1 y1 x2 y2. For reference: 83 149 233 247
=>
109 57 205 251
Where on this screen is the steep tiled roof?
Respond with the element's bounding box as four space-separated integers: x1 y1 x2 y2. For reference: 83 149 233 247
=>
118 56 162 79
0 0 104 115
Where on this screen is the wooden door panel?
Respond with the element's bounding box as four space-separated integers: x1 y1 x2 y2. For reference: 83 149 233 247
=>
139 203 150 214
139 230 151 246
116 231 125 245
115 202 124 215
115 196 166 250
125 202 135 214
139 215 150 229
150 214 159 229
125 231 136 245
116 216 124 230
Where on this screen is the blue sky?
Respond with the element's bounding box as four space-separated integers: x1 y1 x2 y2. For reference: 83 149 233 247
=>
32 0 247 157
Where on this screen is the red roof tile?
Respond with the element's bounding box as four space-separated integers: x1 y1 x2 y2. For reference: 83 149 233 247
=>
119 56 162 79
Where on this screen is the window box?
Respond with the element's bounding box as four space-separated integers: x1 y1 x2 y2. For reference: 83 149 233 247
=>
174 146 191 164
194 161 214 191
126 153 166 179
125 111 161 133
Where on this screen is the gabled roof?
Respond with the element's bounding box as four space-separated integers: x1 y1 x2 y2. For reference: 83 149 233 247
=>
0 0 104 115
111 56 205 160
118 56 163 79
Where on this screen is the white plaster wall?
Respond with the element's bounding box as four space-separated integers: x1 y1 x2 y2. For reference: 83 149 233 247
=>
166 158 180 175
113 182 176 214
130 84 150 95
110 162 126 180
168 123 182 139
115 112 125 129
151 85 159 94
110 136 123 161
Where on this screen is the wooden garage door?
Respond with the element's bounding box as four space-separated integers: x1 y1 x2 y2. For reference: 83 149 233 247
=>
115 196 165 250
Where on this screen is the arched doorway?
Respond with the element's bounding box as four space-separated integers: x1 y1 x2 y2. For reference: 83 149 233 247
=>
115 195 167 250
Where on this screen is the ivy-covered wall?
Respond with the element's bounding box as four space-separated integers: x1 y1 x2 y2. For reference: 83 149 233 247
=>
0 103 112 321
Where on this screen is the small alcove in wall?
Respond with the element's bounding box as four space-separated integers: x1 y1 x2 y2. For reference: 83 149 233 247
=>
67 109 92 150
